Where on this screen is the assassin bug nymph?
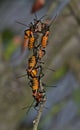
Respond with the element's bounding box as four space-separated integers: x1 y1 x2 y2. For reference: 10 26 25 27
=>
22 27 35 51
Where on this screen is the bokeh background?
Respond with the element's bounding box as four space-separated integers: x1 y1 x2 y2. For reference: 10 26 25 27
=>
0 0 80 130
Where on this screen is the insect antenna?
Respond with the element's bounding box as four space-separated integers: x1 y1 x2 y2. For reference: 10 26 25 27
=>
42 83 56 87
22 100 35 115
46 85 56 87
38 61 44 64
49 13 58 27
26 100 35 114
39 14 47 20
16 74 27 79
15 21 29 27
45 67 55 72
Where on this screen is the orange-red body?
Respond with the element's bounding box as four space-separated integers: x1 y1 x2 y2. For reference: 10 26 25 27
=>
27 68 38 78
32 77 39 91
22 30 31 50
33 90 46 107
28 33 35 49
41 31 49 48
38 49 45 59
28 56 37 69
28 31 35 49
23 30 35 50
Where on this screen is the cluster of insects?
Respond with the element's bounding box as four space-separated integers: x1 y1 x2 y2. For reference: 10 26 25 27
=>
16 15 56 110
24 16 49 108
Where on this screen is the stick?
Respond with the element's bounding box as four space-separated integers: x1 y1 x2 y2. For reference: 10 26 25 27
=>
33 102 45 130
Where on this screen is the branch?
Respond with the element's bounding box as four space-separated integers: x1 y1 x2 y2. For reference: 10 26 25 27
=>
33 102 45 130
33 29 46 130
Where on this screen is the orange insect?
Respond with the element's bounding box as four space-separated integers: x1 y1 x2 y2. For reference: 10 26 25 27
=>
30 77 46 108
28 55 37 69
31 77 39 91
22 29 31 51
22 23 35 50
30 77 40 101
26 64 44 83
28 31 35 49
26 68 38 78
41 30 49 48
34 90 46 108
38 48 45 59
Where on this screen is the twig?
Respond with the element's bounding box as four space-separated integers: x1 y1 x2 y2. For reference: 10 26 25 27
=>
33 102 45 130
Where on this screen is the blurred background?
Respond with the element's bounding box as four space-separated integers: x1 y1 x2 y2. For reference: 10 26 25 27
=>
0 0 80 130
